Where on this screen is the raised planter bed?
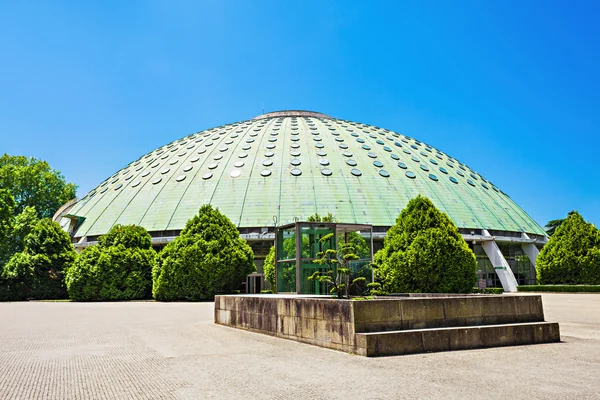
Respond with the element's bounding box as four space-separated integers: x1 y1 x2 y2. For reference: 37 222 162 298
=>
214 294 560 356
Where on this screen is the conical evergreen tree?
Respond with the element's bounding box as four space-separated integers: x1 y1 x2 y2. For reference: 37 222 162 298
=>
537 211 600 284
152 205 255 301
375 195 477 293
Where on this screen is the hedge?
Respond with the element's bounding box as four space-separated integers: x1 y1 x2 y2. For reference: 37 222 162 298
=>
518 285 600 293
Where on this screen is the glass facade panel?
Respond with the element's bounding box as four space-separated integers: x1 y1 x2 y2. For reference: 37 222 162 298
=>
276 261 296 292
275 222 373 294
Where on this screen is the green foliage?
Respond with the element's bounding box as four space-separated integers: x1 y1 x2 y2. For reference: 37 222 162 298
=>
343 232 370 259
375 195 477 293
309 233 365 298
536 211 600 285
9 206 39 255
152 205 254 301
0 154 77 218
66 224 156 301
518 285 600 292
306 212 370 258
544 211 576 236
367 282 387 296
0 189 16 267
307 212 336 222
2 219 76 300
99 224 152 249
263 246 276 288
260 289 274 294
282 234 310 259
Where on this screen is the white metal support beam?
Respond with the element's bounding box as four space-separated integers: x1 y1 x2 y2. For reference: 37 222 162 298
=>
521 232 540 268
481 230 519 292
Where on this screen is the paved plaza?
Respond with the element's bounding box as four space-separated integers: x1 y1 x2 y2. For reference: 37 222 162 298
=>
0 293 599 399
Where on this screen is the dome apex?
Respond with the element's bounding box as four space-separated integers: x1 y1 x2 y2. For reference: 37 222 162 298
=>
253 110 332 120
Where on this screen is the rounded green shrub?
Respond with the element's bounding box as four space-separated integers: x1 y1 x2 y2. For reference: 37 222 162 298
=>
375 195 477 293
66 225 156 301
152 205 254 301
536 211 600 284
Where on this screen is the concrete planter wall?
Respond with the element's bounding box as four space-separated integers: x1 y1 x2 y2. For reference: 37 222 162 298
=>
214 295 560 356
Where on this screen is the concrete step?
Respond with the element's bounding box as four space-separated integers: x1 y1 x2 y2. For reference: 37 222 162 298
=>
355 322 560 357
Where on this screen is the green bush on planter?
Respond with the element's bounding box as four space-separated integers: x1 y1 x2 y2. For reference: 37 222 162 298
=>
518 285 600 293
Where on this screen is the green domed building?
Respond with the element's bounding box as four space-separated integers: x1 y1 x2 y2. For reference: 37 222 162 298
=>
56 110 546 292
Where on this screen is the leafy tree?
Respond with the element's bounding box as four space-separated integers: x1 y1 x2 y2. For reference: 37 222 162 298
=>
65 225 156 301
0 154 77 218
375 195 477 293
537 211 600 284
152 205 255 301
9 206 39 255
544 211 576 236
0 189 15 267
2 219 77 300
308 233 365 298
264 246 276 288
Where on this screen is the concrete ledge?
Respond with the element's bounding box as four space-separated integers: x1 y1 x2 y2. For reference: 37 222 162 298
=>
214 294 559 357
352 295 545 333
357 322 561 357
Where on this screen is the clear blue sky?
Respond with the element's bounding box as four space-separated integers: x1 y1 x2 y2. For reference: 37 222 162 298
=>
1 1 598 228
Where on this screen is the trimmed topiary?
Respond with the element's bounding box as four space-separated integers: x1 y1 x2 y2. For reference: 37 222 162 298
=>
66 225 156 301
375 195 477 293
536 211 600 285
152 205 254 301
